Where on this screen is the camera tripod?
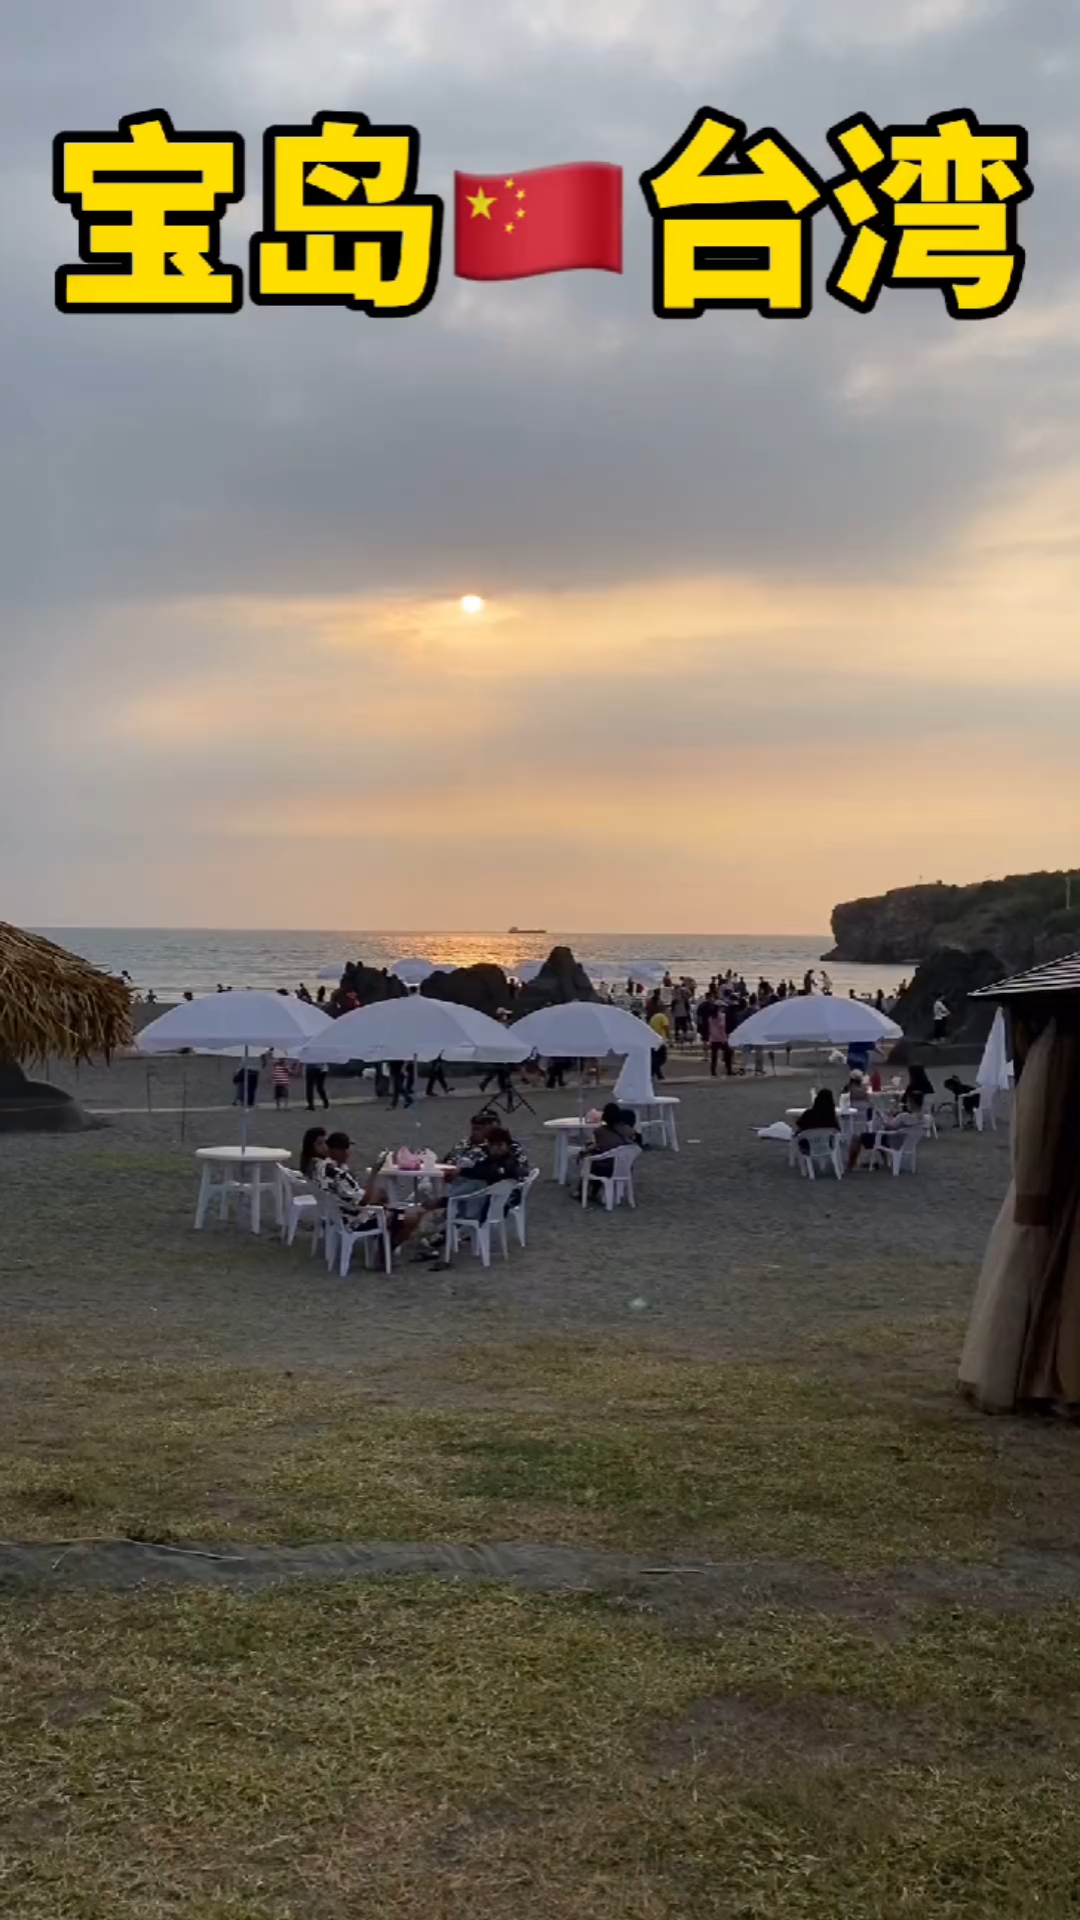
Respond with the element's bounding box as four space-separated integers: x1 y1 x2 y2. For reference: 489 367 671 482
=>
477 1066 536 1116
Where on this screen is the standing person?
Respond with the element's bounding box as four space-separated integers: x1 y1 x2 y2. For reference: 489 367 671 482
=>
648 1003 670 1081
545 1057 569 1090
271 1055 291 1110
389 1060 415 1109
696 991 717 1060
670 985 691 1044
932 997 950 1042
305 1062 330 1112
232 1062 259 1108
707 1002 729 1077
426 1054 450 1098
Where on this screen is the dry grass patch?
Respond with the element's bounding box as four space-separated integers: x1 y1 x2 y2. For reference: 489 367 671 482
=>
3 1582 1080 1918
0 1348 1024 1566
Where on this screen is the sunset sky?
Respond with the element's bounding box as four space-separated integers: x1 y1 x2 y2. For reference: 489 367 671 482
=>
3 0 1078 933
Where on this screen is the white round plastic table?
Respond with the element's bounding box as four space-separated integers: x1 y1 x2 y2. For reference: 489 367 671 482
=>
194 1145 291 1235
374 1160 454 1203
543 1118 594 1184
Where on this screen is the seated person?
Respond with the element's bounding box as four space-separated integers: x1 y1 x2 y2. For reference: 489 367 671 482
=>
943 1073 980 1120
795 1089 840 1147
299 1126 329 1179
418 1126 529 1259
573 1103 639 1195
446 1125 529 1190
313 1131 422 1252
445 1109 498 1168
905 1064 934 1112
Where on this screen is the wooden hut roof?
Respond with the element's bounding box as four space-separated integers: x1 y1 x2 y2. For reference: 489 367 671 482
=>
972 951 1080 1002
0 922 133 1065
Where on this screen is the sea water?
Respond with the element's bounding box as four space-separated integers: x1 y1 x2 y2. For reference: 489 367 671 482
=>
35 928 908 1003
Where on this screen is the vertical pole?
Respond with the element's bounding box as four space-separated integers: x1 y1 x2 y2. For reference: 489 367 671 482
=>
239 1045 250 1151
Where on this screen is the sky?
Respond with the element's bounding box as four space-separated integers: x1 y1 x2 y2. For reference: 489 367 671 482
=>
2 0 1078 934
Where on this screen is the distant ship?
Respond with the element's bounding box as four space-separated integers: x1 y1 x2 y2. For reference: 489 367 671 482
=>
509 926 546 934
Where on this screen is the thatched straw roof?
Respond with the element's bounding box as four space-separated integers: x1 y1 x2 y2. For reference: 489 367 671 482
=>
0 923 133 1065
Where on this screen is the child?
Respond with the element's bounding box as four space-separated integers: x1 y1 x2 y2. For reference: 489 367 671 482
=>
271 1055 291 1109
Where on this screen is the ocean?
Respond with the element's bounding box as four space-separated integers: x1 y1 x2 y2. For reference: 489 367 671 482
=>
35 929 908 1003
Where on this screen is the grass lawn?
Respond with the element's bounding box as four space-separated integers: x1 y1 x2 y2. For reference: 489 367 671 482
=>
4 1579 1080 1918
0 1333 1065 1565
4 1329 1080 1916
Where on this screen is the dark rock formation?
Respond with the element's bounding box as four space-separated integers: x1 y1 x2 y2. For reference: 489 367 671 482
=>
890 947 1006 1053
514 946 598 1017
825 868 1080 971
332 963 407 1011
422 964 512 1020
0 1062 93 1134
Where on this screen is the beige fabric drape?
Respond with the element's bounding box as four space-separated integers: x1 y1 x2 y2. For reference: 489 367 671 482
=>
959 1018 1080 1412
959 1023 1056 1411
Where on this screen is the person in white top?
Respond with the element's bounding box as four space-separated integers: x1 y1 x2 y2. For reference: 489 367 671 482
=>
932 998 950 1041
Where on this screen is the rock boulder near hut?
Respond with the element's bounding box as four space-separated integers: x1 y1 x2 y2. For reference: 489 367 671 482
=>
0 922 133 1133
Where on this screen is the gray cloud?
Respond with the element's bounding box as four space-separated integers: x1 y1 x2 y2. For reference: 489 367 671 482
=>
2 0 1076 918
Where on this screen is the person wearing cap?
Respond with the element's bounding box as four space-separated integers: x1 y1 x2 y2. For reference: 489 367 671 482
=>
313 1132 422 1254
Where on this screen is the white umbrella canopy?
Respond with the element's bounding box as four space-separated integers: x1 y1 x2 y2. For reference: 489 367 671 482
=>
136 993 333 1147
297 996 529 1065
389 956 442 985
136 992 332 1056
511 1002 658 1058
727 997 901 1050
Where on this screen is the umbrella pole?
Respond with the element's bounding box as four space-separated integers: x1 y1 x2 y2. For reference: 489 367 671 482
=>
180 1065 188 1145
240 1045 250 1152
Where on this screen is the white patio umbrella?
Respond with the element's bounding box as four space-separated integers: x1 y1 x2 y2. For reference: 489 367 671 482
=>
725 997 901 1051
511 1002 659 1115
297 995 529 1066
389 956 441 985
975 1007 1013 1125
137 992 332 1145
511 1002 658 1058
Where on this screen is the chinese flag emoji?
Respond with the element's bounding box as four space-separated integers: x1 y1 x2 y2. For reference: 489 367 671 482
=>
455 163 622 279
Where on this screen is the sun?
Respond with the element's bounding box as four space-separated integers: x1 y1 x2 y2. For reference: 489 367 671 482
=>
460 594 485 615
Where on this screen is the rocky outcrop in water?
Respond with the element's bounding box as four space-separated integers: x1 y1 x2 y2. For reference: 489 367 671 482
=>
514 946 598 1017
825 869 1080 972
422 964 512 1020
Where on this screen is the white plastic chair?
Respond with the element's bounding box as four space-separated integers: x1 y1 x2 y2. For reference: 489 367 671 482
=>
874 1125 920 1176
504 1168 540 1248
276 1166 319 1247
446 1179 519 1267
318 1191 392 1276
581 1143 640 1210
974 1091 998 1133
793 1128 844 1181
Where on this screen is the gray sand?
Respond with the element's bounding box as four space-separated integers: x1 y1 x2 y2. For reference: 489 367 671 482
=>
2 1051 1008 1375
